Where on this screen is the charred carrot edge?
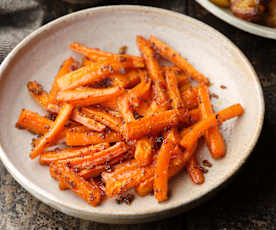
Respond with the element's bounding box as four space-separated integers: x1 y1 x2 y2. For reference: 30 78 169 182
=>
57 86 125 107
48 57 75 105
50 162 102 206
70 42 144 68
154 130 176 202
123 109 184 140
186 148 205 185
65 129 121 146
198 85 226 159
30 104 74 159
64 142 128 169
164 67 184 109
181 86 198 110
27 81 50 111
180 104 244 150
111 69 142 89
39 143 109 165
81 107 122 132
149 35 209 85
135 137 153 167
71 108 106 132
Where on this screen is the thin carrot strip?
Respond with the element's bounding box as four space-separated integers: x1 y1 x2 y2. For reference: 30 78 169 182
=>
39 143 109 165
50 162 102 206
135 137 153 167
111 69 142 89
30 103 74 159
180 104 244 150
117 94 135 123
181 86 198 110
198 85 226 159
27 81 49 111
149 35 209 85
186 153 205 185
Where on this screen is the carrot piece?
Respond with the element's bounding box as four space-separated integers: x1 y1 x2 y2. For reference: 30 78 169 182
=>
181 86 198 110
64 142 128 169
180 104 244 150
65 129 121 146
123 109 184 140
135 137 153 167
49 162 102 206
56 86 125 107
111 69 142 89
198 85 226 159
59 181 68 190
81 107 122 132
154 130 176 202
71 108 106 131
117 94 135 123
149 35 209 85
164 66 184 109
177 73 190 87
27 81 49 111
100 98 119 111
134 101 151 116
70 42 144 68
48 57 75 105
81 57 93 67
186 153 205 185
182 108 201 126
16 109 53 135
39 143 109 165
30 103 74 159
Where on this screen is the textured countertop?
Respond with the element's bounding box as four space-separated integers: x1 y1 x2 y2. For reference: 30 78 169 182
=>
1 0 276 229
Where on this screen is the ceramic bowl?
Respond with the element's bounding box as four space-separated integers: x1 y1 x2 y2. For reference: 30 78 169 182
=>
0 5 264 224
196 0 276 39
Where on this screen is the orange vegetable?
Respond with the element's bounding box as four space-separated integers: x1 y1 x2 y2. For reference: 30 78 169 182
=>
134 137 153 167
57 86 125 107
149 35 209 85
27 81 49 111
198 85 226 159
186 153 205 185
111 69 142 89
181 87 198 110
39 143 109 165
50 162 102 206
180 104 244 150
30 103 74 159
117 94 135 123
71 108 106 131
70 42 144 68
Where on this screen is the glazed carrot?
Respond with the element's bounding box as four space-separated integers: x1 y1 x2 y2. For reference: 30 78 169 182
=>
180 104 244 150
81 107 122 132
117 95 135 123
136 36 166 87
198 85 226 159
50 162 102 206
123 109 184 140
30 103 74 159
154 130 176 202
186 153 205 185
71 108 106 131
177 73 190 87
39 143 109 165
164 67 184 109
134 101 151 116
182 108 201 126
70 42 144 68
48 57 75 105
81 57 93 67
111 69 142 89
58 181 68 190
149 35 209 85
64 142 128 168
16 109 53 135
27 81 49 111
181 86 198 110
135 137 153 167
66 129 121 146
56 86 125 107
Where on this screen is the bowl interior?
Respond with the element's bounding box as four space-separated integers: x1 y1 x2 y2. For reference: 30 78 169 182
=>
0 6 264 223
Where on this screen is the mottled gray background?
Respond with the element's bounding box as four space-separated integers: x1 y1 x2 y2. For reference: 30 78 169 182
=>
1 0 276 229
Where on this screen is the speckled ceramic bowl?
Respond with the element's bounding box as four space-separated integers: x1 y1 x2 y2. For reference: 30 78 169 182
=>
0 5 264 224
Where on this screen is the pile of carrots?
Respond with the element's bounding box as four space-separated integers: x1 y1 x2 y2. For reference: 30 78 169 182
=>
15 35 244 206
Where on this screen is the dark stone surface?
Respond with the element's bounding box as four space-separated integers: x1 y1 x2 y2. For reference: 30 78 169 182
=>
1 0 276 229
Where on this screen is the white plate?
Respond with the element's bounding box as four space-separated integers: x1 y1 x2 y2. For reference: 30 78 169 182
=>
196 0 276 39
0 5 264 224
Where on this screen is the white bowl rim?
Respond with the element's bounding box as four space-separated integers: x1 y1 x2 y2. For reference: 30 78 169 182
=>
196 0 276 40
0 5 265 220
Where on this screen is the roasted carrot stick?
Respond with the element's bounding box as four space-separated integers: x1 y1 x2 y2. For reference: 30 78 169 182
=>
27 81 49 111
198 85 226 159
81 107 123 132
57 86 125 107
135 137 153 167
186 153 205 185
149 35 209 85
40 143 109 165
100 97 119 111
181 86 198 110
50 162 102 206
81 57 93 67
123 109 184 140
117 94 135 123
65 129 121 146
30 103 74 159
180 104 244 150
70 42 144 68
182 108 201 126
111 69 142 89
48 57 75 105
71 108 106 131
